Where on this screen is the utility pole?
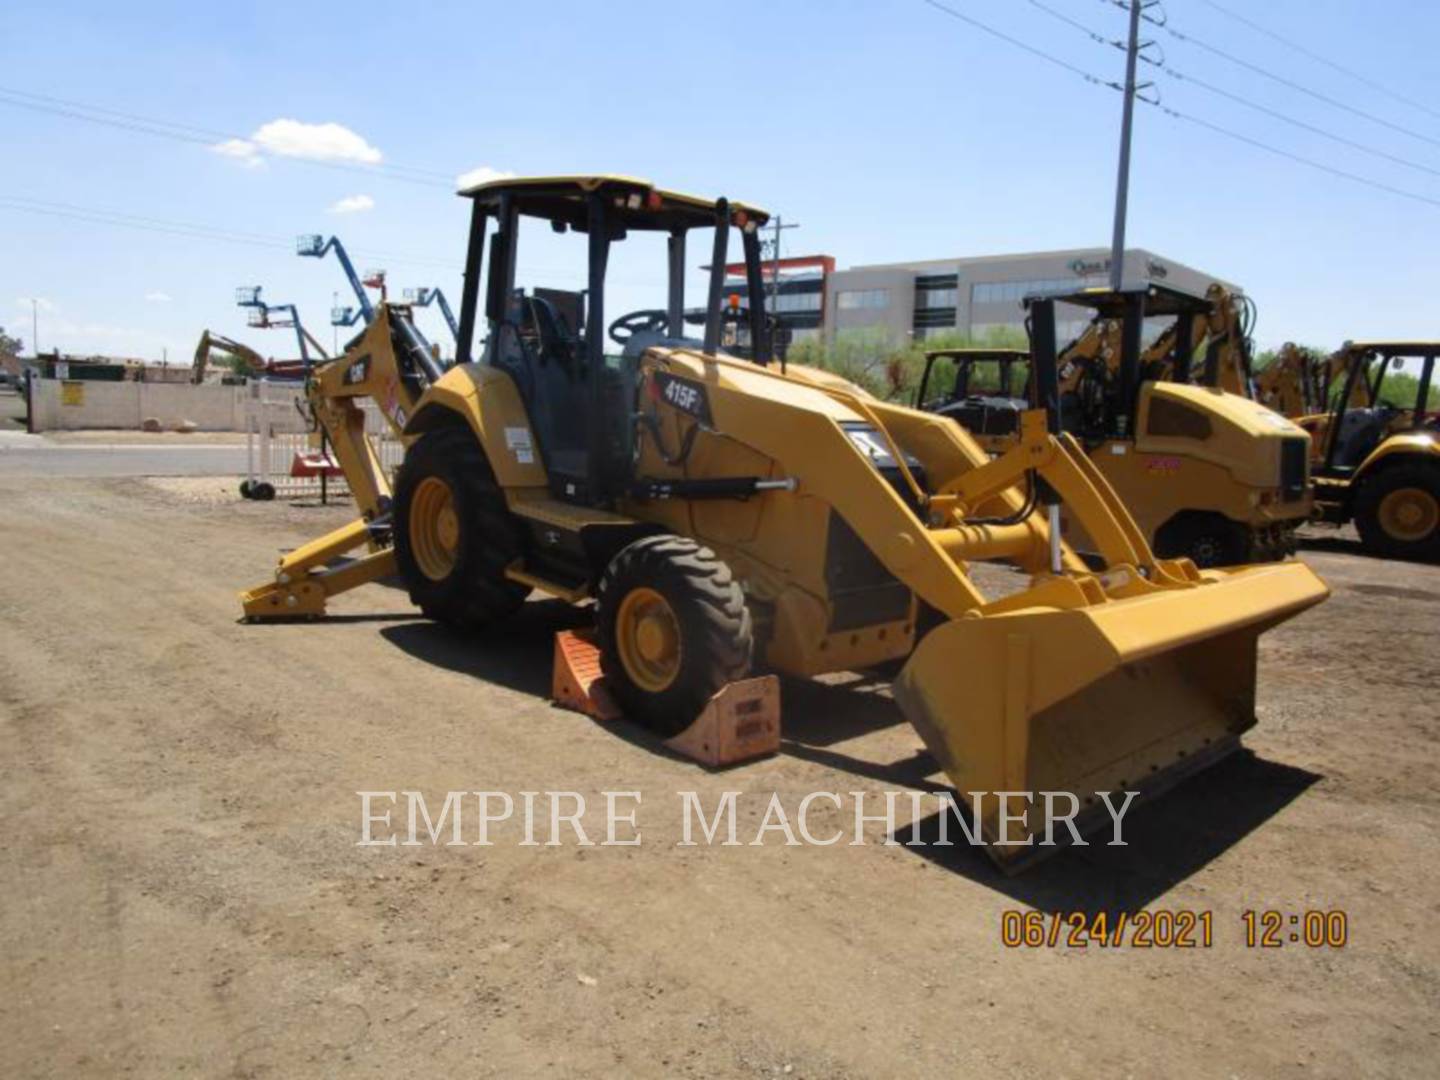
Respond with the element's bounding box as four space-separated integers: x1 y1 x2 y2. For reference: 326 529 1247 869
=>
31 297 39 357
763 216 800 316
1109 0 1145 291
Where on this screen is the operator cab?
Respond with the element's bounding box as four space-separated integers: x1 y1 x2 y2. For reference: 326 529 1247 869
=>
1026 282 1217 440
916 348 1031 444
453 175 773 506
1318 343 1439 474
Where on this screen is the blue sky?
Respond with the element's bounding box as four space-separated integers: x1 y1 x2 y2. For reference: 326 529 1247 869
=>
2 0 1438 361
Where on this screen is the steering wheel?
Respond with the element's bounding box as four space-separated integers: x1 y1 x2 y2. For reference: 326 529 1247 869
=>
609 309 671 345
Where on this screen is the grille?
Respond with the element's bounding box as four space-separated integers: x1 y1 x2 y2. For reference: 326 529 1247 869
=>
1279 437 1309 501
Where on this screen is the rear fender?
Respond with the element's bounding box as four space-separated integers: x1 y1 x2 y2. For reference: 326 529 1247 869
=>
1354 432 1440 479
404 364 548 489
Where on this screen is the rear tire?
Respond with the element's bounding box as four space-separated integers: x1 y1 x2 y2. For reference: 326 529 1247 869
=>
596 535 753 735
393 426 529 629
1354 463 1440 561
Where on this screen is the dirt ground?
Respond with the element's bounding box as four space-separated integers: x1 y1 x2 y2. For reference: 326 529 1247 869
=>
1 475 1438 1079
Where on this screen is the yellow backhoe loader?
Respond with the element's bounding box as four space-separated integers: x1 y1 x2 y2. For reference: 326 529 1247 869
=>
1256 342 1328 419
1305 342 1439 559
917 284 1257 445
241 176 1328 865
920 285 1311 566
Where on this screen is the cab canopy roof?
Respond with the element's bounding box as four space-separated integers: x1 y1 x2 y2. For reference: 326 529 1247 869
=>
1026 281 1213 319
458 174 771 233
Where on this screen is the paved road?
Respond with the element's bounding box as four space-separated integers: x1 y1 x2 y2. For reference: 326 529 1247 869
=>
0 431 249 477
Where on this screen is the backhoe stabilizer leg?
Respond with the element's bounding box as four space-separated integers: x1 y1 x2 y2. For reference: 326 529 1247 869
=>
239 517 396 620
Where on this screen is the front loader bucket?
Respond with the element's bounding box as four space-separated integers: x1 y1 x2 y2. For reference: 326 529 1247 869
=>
892 561 1328 869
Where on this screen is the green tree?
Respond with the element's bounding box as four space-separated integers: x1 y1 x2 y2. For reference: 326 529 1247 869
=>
1377 370 1434 411
0 325 22 357
789 324 1029 403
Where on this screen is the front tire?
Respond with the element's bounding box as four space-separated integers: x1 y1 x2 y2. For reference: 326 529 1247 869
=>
393 426 529 628
596 535 753 735
1354 463 1440 561
1153 512 1250 568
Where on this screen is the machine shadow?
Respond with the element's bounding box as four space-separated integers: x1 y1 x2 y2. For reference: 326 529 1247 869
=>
1297 533 1365 557
377 610 1319 908
379 597 590 697
777 673 949 791
894 750 1321 915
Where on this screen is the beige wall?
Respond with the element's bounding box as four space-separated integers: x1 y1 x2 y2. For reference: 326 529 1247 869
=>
28 379 309 433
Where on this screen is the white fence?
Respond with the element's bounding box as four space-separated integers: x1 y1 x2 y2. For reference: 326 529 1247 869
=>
243 386 403 502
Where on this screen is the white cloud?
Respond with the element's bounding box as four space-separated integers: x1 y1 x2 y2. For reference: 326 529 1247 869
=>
144 291 173 303
212 138 266 168
327 194 376 215
212 119 383 169
455 165 516 191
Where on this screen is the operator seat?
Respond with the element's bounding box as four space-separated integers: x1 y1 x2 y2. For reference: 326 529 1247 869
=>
1330 407 1390 470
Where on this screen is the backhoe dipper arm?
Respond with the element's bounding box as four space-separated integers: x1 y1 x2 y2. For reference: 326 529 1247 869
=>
238 305 434 620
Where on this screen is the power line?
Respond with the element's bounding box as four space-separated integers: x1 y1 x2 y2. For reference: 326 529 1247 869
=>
0 194 670 287
0 85 457 189
1141 100 1440 211
1024 0 1119 49
919 0 1121 89
1154 16 1440 152
922 0 1440 212
0 194 462 269
1161 65 1440 181
1196 0 1440 125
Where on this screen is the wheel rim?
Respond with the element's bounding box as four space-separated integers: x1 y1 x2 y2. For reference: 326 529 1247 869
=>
410 475 460 581
1378 486 1439 543
614 586 681 693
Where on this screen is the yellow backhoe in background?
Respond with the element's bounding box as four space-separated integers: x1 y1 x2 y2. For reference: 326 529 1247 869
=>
1256 342 1327 418
915 347 1032 455
241 175 1328 864
1305 342 1440 559
920 284 1312 566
